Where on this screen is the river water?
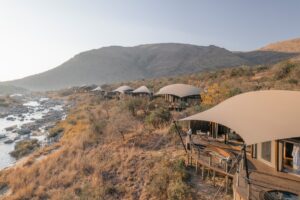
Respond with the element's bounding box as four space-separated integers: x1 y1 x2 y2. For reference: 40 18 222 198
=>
0 98 64 170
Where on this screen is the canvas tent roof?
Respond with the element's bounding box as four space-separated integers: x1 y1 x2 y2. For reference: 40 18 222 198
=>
113 85 133 93
180 90 300 145
155 84 200 98
132 86 151 94
92 86 102 91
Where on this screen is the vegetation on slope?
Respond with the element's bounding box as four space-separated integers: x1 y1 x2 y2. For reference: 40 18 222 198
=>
0 60 299 200
260 38 300 53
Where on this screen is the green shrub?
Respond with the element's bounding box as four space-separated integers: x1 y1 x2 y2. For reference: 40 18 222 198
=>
125 98 144 116
10 139 40 159
48 127 64 138
288 79 298 85
147 159 191 200
228 87 242 97
167 180 190 200
145 108 171 128
68 119 77 125
168 123 182 135
275 62 295 80
257 65 268 72
93 120 107 135
230 67 254 77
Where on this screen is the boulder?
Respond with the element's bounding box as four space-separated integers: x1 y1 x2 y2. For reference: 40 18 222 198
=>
5 125 17 132
0 134 7 139
6 117 16 121
4 139 14 144
17 129 31 135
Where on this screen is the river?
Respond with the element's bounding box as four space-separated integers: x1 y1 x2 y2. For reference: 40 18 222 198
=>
0 97 65 170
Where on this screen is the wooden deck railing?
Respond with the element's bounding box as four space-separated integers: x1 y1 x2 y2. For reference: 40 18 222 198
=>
188 143 240 177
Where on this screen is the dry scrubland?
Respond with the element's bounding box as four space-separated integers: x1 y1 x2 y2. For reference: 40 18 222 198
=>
0 60 299 200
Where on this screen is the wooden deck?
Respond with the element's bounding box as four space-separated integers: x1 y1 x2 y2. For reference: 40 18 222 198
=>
187 139 243 195
233 156 300 200
187 137 300 199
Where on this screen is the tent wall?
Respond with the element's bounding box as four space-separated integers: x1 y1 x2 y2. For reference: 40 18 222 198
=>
256 140 277 169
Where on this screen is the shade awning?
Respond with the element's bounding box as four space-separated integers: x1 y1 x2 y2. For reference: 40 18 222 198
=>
155 84 200 98
180 90 300 145
132 86 151 94
113 85 133 93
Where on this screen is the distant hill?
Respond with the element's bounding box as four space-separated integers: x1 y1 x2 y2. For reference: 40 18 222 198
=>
0 84 27 95
260 38 300 53
2 43 297 91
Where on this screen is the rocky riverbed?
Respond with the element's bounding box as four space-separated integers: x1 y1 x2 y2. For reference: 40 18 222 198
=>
0 95 67 169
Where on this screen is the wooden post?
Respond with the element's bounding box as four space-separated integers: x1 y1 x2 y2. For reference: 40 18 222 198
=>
247 183 251 200
202 165 205 180
213 170 216 187
225 175 229 194
187 153 190 166
190 148 193 166
236 169 240 187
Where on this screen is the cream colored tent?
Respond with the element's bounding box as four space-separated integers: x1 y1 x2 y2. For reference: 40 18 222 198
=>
132 86 151 94
113 85 133 94
155 84 200 98
92 86 102 91
180 90 300 145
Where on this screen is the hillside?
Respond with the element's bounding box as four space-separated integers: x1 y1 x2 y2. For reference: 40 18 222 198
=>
0 60 299 200
260 38 300 53
3 43 296 91
0 85 27 95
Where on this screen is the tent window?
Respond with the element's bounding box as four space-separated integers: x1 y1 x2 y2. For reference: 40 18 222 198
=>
261 141 272 162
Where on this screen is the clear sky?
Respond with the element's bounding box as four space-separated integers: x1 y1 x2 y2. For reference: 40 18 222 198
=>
0 0 299 81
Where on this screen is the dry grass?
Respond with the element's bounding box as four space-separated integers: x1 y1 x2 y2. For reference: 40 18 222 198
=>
0 60 299 200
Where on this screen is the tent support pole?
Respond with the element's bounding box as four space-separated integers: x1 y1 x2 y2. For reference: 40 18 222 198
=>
173 121 188 154
243 144 250 184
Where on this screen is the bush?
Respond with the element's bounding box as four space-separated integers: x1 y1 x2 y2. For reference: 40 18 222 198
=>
168 123 182 135
48 127 64 139
167 180 190 200
228 87 242 97
275 62 295 80
68 119 77 125
147 159 191 200
288 79 298 85
145 108 171 128
93 120 107 135
125 98 144 116
230 67 254 77
10 139 40 159
257 65 268 72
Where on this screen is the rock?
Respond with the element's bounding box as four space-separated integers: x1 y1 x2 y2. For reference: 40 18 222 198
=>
0 134 7 139
6 117 16 121
17 129 31 135
13 135 21 141
4 139 14 144
5 125 17 131
21 122 39 132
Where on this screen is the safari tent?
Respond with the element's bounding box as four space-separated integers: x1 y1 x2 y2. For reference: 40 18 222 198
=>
180 90 300 199
132 86 152 96
155 84 201 105
113 85 133 94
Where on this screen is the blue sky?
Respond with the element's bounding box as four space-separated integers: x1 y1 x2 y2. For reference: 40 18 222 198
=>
0 0 299 81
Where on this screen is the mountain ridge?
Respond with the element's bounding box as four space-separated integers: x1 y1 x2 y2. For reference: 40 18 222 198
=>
2 41 298 91
260 38 300 53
